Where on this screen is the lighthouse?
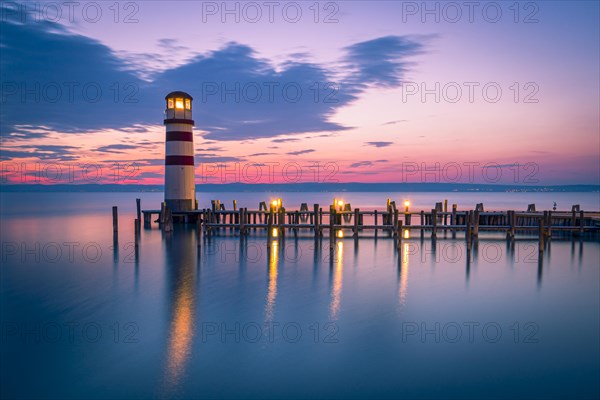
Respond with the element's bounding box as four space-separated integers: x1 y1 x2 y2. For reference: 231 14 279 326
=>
164 91 195 212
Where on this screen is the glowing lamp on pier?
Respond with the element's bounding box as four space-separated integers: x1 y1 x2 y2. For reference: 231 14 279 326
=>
272 228 279 237
404 200 410 212
337 230 344 238
270 198 282 211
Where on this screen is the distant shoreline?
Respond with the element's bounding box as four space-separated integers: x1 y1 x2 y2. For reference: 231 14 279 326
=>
1 183 599 193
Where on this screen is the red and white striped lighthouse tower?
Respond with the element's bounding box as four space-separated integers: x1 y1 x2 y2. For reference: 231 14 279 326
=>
164 91 195 212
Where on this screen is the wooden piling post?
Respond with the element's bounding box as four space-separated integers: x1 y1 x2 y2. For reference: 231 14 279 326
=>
539 217 545 252
136 198 141 222
394 208 399 237
397 221 403 249
571 205 578 227
507 210 515 239
353 208 359 238
300 203 308 223
473 210 480 237
579 210 584 235
112 206 118 233
374 210 378 236
239 207 245 235
443 200 448 225
196 216 202 247
544 211 550 238
466 211 472 251
385 203 391 227
160 202 166 225
451 204 457 238
329 205 335 249
143 212 151 228
267 209 274 248
431 209 437 238
313 204 320 238
163 206 173 232
279 207 285 238
134 218 140 258
319 208 324 236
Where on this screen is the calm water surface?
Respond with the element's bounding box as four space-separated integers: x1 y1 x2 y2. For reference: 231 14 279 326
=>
1 192 599 399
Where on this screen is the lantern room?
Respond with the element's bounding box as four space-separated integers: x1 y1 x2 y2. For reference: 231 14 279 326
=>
165 91 193 120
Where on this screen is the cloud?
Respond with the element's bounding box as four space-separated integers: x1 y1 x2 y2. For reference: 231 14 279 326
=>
349 159 389 168
195 155 245 163
287 149 315 156
95 144 140 154
1 14 426 143
365 141 394 148
134 171 163 179
271 138 300 143
0 15 152 137
344 35 425 89
382 120 407 125
0 144 79 161
350 161 373 168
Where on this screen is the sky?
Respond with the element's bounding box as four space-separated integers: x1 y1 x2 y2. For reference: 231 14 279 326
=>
1 0 599 185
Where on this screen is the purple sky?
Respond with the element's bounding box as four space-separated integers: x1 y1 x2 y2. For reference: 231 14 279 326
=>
1 1 599 185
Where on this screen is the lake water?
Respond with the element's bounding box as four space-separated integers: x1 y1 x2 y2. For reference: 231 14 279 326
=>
1 192 599 399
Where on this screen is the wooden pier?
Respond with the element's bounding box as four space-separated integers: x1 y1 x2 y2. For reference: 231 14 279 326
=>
139 200 600 248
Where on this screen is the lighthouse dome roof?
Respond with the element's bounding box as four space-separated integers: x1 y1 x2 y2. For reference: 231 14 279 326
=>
165 91 193 100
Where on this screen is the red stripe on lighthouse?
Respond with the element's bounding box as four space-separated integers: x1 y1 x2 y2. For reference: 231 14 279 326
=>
164 118 195 125
166 131 193 142
165 156 194 166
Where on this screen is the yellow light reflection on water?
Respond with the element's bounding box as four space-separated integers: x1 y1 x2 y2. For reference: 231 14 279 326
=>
272 228 278 237
404 229 410 239
265 241 279 322
398 242 410 308
164 267 195 390
329 241 344 320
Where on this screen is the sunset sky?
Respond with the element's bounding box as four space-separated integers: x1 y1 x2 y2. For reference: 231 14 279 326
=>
1 0 599 185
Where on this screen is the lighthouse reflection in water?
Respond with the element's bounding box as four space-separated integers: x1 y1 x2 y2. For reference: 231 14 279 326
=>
162 228 196 395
